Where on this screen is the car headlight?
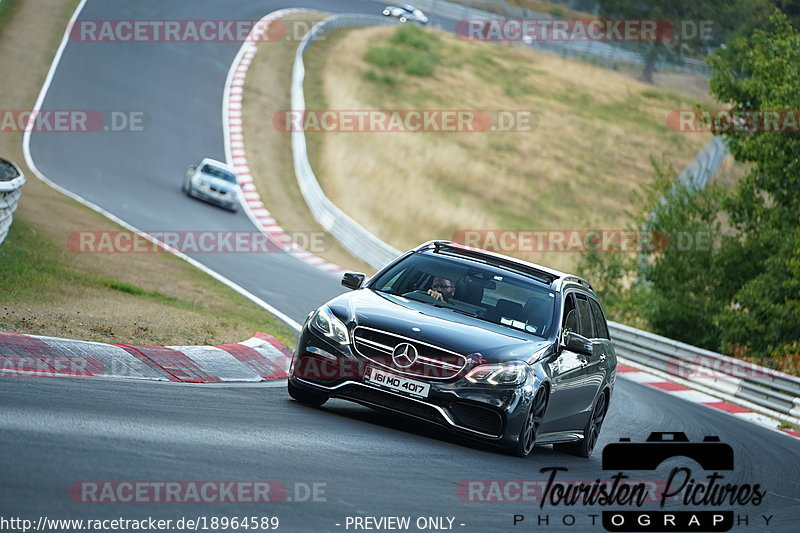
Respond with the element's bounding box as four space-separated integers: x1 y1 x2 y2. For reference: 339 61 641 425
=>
309 305 350 345
465 362 529 385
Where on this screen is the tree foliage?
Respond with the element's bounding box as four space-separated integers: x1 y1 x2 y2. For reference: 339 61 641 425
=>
708 12 800 358
581 10 800 368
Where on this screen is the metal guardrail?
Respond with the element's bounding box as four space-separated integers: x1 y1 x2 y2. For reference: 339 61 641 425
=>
292 14 402 270
0 157 25 246
677 136 728 191
289 14 797 423
610 322 800 421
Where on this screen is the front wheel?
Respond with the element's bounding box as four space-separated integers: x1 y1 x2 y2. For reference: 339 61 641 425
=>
288 380 328 407
555 391 608 458
510 387 547 458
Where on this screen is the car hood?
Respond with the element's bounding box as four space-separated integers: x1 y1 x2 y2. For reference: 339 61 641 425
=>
328 289 552 364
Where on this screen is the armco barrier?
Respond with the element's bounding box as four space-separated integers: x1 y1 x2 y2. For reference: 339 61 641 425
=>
677 136 728 191
292 14 402 270
288 15 797 424
0 157 25 246
610 321 800 422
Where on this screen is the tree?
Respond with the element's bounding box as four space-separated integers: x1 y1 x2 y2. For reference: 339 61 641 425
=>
578 158 728 349
707 12 800 358
579 10 800 370
595 0 780 83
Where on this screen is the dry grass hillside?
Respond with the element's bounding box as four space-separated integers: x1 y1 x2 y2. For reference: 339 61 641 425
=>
302 25 721 272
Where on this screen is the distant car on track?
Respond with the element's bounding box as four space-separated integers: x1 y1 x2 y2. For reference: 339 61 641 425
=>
182 158 240 212
382 4 429 24
288 241 617 458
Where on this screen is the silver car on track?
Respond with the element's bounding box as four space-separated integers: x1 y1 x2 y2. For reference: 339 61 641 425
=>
182 158 241 212
382 4 429 24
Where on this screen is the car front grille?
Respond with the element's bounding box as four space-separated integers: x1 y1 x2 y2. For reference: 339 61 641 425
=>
353 327 467 380
449 401 503 436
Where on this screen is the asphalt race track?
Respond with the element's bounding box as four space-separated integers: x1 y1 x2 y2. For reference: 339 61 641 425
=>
11 1 800 531
2 376 800 531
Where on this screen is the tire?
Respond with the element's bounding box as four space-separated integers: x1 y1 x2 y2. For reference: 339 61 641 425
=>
554 390 608 458
288 380 328 407
382 10 390 16
509 387 547 458
399 16 407 22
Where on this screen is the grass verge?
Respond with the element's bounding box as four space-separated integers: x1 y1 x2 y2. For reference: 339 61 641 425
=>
0 0 22 33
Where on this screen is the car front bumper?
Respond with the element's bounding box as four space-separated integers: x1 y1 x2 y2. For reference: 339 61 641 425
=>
188 186 238 210
289 326 538 448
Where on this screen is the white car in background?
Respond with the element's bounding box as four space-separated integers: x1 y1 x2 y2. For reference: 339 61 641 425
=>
382 4 429 24
182 158 241 212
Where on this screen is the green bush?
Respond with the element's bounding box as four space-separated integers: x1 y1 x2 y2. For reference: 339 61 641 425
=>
364 69 396 85
391 24 437 50
405 54 435 76
364 46 406 68
364 25 440 80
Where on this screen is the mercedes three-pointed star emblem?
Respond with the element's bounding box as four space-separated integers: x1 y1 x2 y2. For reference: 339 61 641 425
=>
392 343 418 368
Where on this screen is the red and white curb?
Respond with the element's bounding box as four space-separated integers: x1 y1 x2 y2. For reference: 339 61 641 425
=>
223 9 346 276
617 362 800 440
0 331 292 383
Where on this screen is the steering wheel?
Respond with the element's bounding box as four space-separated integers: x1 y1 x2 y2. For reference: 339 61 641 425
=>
402 290 441 304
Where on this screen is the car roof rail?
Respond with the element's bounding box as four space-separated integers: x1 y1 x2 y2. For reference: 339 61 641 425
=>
562 275 594 292
414 240 451 252
424 241 562 285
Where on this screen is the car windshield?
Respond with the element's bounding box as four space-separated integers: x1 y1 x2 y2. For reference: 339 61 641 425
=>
370 252 556 338
201 164 237 183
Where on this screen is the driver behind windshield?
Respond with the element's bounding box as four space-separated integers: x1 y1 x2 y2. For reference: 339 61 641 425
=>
427 276 456 303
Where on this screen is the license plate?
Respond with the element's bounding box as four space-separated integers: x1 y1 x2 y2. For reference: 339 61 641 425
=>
364 367 430 398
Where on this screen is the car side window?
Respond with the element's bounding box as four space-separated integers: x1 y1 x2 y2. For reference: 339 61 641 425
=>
575 294 596 339
562 293 578 333
589 299 610 340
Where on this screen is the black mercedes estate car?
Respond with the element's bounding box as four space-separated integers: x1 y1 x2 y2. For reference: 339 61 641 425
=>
288 241 616 457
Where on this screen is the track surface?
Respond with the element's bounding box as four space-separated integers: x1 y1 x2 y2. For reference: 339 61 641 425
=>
2 378 799 531
13 0 800 531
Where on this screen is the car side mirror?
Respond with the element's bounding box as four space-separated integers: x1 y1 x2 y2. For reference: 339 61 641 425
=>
341 272 366 290
562 331 593 357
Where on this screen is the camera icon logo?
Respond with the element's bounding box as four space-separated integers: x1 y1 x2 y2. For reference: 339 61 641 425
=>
603 432 734 471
